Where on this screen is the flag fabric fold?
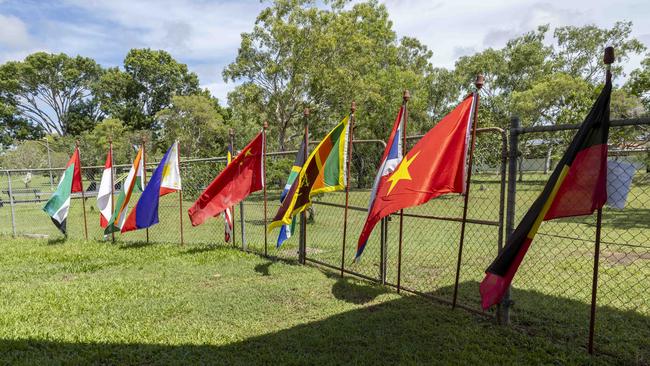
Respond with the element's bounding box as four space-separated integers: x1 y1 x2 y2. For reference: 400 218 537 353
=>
355 94 476 260
269 116 350 231
188 133 265 227
122 142 182 233
277 132 308 248
97 148 113 228
43 148 83 234
104 147 144 234
479 79 612 310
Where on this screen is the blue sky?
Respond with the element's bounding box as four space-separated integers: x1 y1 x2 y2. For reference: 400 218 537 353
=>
1 0 649 103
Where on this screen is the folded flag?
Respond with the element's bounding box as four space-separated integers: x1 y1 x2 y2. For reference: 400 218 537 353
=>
43 147 83 234
277 131 308 248
480 79 611 310
97 148 113 228
269 116 350 231
355 104 405 260
356 94 476 257
122 142 182 233
222 144 234 242
104 147 144 234
188 133 265 227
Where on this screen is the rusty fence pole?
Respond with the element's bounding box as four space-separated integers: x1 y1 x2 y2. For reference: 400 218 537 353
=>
7 170 16 237
452 74 483 309
229 129 237 248
177 141 184 246
588 45 614 355
109 139 115 243
396 90 410 294
263 121 269 257
501 116 520 325
299 108 310 265
340 102 356 277
76 140 89 241
142 136 149 244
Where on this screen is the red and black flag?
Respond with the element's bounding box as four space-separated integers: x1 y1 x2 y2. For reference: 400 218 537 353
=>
480 79 612 310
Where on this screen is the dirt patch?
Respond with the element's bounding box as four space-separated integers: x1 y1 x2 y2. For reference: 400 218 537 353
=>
601 251 650 266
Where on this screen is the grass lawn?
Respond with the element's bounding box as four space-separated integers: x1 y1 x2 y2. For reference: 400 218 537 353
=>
0 237 641 365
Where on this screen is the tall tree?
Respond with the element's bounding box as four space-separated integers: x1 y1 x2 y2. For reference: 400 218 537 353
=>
224 0 435 150
627 55 650 113
0 52 103 135
95 49 202 130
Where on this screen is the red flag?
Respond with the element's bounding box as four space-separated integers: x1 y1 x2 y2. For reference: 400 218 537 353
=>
188 132 265 227
68 147 83 193
356 95 475 249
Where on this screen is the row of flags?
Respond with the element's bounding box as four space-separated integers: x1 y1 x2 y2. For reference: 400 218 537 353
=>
42 78 612 310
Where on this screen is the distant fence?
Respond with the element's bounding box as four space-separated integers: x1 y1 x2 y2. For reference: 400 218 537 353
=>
0 117 648 360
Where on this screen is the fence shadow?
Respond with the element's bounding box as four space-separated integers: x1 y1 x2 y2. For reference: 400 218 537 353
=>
429 281 649 366
2 279 646 365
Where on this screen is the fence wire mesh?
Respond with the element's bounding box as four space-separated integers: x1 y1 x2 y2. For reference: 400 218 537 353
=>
0 120 648 361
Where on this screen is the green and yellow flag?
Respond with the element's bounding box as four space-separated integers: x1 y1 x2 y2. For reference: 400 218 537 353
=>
269 116 349 231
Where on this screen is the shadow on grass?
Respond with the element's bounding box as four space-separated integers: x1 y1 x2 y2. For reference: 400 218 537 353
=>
254 261 272 276
181 245 219 255
46 237 66 245
0 273 647 365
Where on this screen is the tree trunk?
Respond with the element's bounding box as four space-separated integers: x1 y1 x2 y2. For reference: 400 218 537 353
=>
544 146 553 174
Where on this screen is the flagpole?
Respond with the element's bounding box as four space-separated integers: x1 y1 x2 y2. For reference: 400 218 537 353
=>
76 140 89 241
299 108 310 265
452 74 483 309
229 129 236 247
109 138 115 243
178 141 184 246
142 135 149 244
263 121 269 257
588 45 614 355
340 101 356 277
397 90 409 294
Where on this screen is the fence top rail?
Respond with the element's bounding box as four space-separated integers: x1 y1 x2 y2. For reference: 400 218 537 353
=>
515 117 650 134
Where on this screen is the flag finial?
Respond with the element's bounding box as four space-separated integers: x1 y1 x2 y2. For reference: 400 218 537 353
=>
303 108 310 117
403 89 410 102
475 74 484 90
229 128 234 137
604 46 615 65
263 121 268 129
351 101 356 114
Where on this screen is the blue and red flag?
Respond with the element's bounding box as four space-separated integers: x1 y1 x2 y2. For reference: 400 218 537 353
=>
121 142 182 233
354 104 405 260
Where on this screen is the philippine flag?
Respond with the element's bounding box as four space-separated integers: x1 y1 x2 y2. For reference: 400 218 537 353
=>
354 104 405 260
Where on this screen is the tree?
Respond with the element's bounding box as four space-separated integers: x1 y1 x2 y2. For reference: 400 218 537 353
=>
0 99 43 148
155 95 228 158
95 49 202 130
627 55 650 113
224 0 435 151
0 52 103 135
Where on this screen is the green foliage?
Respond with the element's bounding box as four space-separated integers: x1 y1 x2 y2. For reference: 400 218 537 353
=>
0 139 68 170
155 95 228 158
0 52 103 135
95 49 202 131
626 55 650 112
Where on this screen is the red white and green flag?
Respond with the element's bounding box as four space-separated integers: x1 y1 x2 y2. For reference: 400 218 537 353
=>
43 147 83 234
97 148 113 228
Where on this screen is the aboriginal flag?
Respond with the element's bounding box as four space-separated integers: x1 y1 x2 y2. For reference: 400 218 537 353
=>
480 79 612 309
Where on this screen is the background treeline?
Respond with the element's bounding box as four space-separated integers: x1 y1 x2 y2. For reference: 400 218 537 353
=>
0 0 648 170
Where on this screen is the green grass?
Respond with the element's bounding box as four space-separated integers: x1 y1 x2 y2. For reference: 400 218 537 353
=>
1 170 648 364
0 237 643 365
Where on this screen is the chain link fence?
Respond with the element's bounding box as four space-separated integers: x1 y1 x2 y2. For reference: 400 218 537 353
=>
0 118 648 360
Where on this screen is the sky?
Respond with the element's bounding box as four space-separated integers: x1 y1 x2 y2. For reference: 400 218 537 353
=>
0 0 649 104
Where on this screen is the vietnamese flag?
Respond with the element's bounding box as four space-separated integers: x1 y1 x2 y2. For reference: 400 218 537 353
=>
188 132 265 227
480 79 612 310
356 94 476 253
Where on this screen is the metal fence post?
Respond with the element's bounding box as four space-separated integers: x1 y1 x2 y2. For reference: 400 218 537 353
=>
379 217 388 284
7 170 16 237
240 201 246 251
500 116 520 325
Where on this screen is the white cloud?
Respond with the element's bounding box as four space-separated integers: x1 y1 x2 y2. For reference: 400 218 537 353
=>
0 14 32 48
